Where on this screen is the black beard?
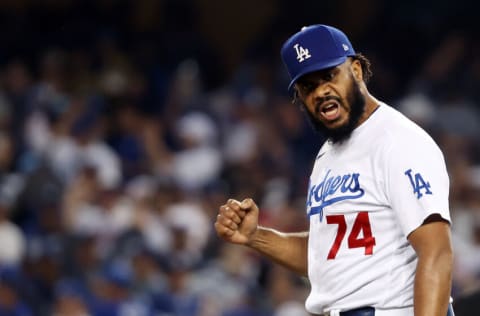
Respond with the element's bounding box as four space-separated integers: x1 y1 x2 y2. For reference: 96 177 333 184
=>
301 77 366 144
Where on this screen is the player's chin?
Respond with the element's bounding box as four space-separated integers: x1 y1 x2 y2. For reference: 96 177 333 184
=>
322 116 348 130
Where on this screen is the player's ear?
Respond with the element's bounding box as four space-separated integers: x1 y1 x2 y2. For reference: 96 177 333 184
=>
350 59 363 82
292 88 308 111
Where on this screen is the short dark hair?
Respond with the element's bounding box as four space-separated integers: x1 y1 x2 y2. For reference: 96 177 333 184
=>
352 53 372 84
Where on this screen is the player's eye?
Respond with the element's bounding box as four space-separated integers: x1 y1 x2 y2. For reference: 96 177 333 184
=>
298 82 317 94
324 71 335 81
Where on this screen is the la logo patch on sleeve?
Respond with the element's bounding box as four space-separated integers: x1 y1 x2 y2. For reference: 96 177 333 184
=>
404 169 433 199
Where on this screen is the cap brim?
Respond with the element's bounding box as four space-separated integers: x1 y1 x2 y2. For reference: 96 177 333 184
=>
287 56 347 92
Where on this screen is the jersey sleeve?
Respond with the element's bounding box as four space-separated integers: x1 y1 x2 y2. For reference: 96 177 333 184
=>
383 132 450 237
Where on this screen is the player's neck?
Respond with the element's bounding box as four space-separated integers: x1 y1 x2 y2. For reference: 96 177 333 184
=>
356 91 380 128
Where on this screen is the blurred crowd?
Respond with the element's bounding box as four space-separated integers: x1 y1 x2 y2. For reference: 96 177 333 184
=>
0 1 479 316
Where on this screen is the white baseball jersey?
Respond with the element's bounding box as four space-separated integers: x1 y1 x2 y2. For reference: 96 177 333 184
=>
305 103 451 314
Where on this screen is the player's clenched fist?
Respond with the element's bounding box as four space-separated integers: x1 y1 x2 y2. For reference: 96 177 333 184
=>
214 198 259 245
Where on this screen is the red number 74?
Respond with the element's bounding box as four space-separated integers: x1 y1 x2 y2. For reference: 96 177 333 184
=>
326 212 376 260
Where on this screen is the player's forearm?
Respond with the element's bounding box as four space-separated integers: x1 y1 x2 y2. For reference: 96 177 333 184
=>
247 226 309 276
413 249 453 316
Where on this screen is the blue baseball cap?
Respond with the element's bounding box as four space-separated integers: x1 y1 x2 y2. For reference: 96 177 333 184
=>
281 24 356 91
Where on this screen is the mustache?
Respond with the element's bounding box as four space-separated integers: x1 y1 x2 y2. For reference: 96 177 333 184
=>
314 96 343 113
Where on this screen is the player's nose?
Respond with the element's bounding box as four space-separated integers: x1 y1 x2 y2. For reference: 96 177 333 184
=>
312 81 332 98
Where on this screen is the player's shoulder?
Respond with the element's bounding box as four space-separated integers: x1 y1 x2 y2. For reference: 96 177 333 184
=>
372 103 445 163
376 103 437 146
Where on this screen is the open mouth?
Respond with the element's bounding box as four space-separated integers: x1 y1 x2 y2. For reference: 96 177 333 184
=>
319 102 341 121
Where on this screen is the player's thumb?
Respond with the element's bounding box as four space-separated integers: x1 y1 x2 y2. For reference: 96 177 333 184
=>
240 198 255 211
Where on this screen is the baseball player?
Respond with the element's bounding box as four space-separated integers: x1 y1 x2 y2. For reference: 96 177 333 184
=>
215 25 455 316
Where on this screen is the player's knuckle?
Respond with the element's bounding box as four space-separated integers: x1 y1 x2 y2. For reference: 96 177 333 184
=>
214 222 222 233
220 206 228 215
222 208 232 217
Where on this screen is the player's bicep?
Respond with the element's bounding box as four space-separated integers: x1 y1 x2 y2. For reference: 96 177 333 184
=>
407 215 452 259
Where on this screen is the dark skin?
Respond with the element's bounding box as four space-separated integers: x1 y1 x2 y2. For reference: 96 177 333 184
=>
294 58 374 131
409 214 453 316
215 58 453 316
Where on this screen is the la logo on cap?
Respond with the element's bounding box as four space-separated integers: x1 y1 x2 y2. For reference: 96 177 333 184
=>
293 43 311 63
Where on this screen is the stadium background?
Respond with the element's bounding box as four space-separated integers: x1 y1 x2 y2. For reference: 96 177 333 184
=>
0 0 479 315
